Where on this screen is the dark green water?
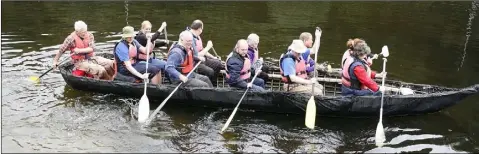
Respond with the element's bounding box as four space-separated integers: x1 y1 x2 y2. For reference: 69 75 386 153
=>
2 1 479 153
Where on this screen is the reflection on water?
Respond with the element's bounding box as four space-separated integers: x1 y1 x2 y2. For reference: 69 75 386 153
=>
2 1 479 153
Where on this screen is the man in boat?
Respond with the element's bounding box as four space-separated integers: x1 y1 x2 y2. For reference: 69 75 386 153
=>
187 19 224 83
225 39 266 91
246 33 270 84
134 20 167 72
53 20 114 80
341 41 385 96
279 39 323 95
165 30 213 87
113 26 163 85
298 30 321 78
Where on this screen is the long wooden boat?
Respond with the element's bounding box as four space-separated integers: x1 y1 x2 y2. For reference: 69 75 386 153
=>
58 53 479 117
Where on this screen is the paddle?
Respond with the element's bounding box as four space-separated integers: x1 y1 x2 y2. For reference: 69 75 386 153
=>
28 57 71 84
138 38 152 123
221 65 263 133
305 27 321 129
143 61 203 124
211 47 221 60
375 45 389 147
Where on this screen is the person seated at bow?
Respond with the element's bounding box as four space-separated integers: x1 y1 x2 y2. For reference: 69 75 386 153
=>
225 39 265 92
341 41 386 96
53 20 114 80
165 30 213 87
134 20 168 72
279 40 323 95
186 19 224 83
298 29 321 77
246 33 270 85
113 26 162 85
341 38 378 68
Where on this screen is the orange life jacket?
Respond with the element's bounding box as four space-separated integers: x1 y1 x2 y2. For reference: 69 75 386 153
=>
69 31 93 62
168 43 194 74
279 53 308 83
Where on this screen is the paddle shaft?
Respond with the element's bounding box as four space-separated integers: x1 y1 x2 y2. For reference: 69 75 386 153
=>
143 38 152 92
38 57 71 79
221 65 263 132
145 61 203 124
379 58 387 121
212 47 220 58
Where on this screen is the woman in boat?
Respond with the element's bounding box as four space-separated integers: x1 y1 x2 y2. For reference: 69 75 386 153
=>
341 41 385 96
113 26 162 85
226 39 265 91
279 39 323 95
246 33 270 84
134 20 167 71
341 38 378 68
165 30 213 87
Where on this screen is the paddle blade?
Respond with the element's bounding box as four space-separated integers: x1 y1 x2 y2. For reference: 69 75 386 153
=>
305 96 316 129
381 45 389 57
400 87 414 95
28 76 40 84
138 94 150 123
375 122 386 147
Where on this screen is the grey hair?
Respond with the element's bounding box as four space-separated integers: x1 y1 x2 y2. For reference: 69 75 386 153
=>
247 33 259 47
352 41 371 57
179 30 192 41
74 20 87 32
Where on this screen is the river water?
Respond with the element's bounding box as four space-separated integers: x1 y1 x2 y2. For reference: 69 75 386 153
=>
2 1 479 153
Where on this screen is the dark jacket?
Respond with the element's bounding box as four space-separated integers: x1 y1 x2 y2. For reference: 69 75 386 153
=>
226 51 255 87
134 31 162 47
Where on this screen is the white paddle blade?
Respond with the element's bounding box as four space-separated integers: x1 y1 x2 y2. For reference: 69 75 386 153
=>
400 87 414 95
381 45 389 57
305 96 316 129
375 122 386 147
138 94 150 123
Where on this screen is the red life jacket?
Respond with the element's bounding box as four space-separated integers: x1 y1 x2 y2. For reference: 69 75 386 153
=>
137 41 155 61
224 52 252 80
279 53 308 83
69 31 93 62
168 43 194 74
341 56 371 90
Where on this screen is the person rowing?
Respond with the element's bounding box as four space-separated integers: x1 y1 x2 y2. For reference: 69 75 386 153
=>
279 40 323 95
52 20 114 80
186 19 224 83
225 39 266 92
165 30 213 87
134 20 168 72
298 29 321 77
113 26 163 85
246 33 270 84
341 38 378 68
341 41 386 96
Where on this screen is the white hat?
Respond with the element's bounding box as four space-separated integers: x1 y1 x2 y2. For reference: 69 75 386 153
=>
288 39 307 54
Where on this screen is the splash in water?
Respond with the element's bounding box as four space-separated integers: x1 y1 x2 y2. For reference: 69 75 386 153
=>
458 1 478 71
124 0 129 26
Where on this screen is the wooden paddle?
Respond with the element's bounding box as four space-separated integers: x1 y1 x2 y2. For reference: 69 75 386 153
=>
221 65 263 133
305 27 321 129
28 57 71 83
138 38 152 123
375 45 389 147
143 61 203 125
